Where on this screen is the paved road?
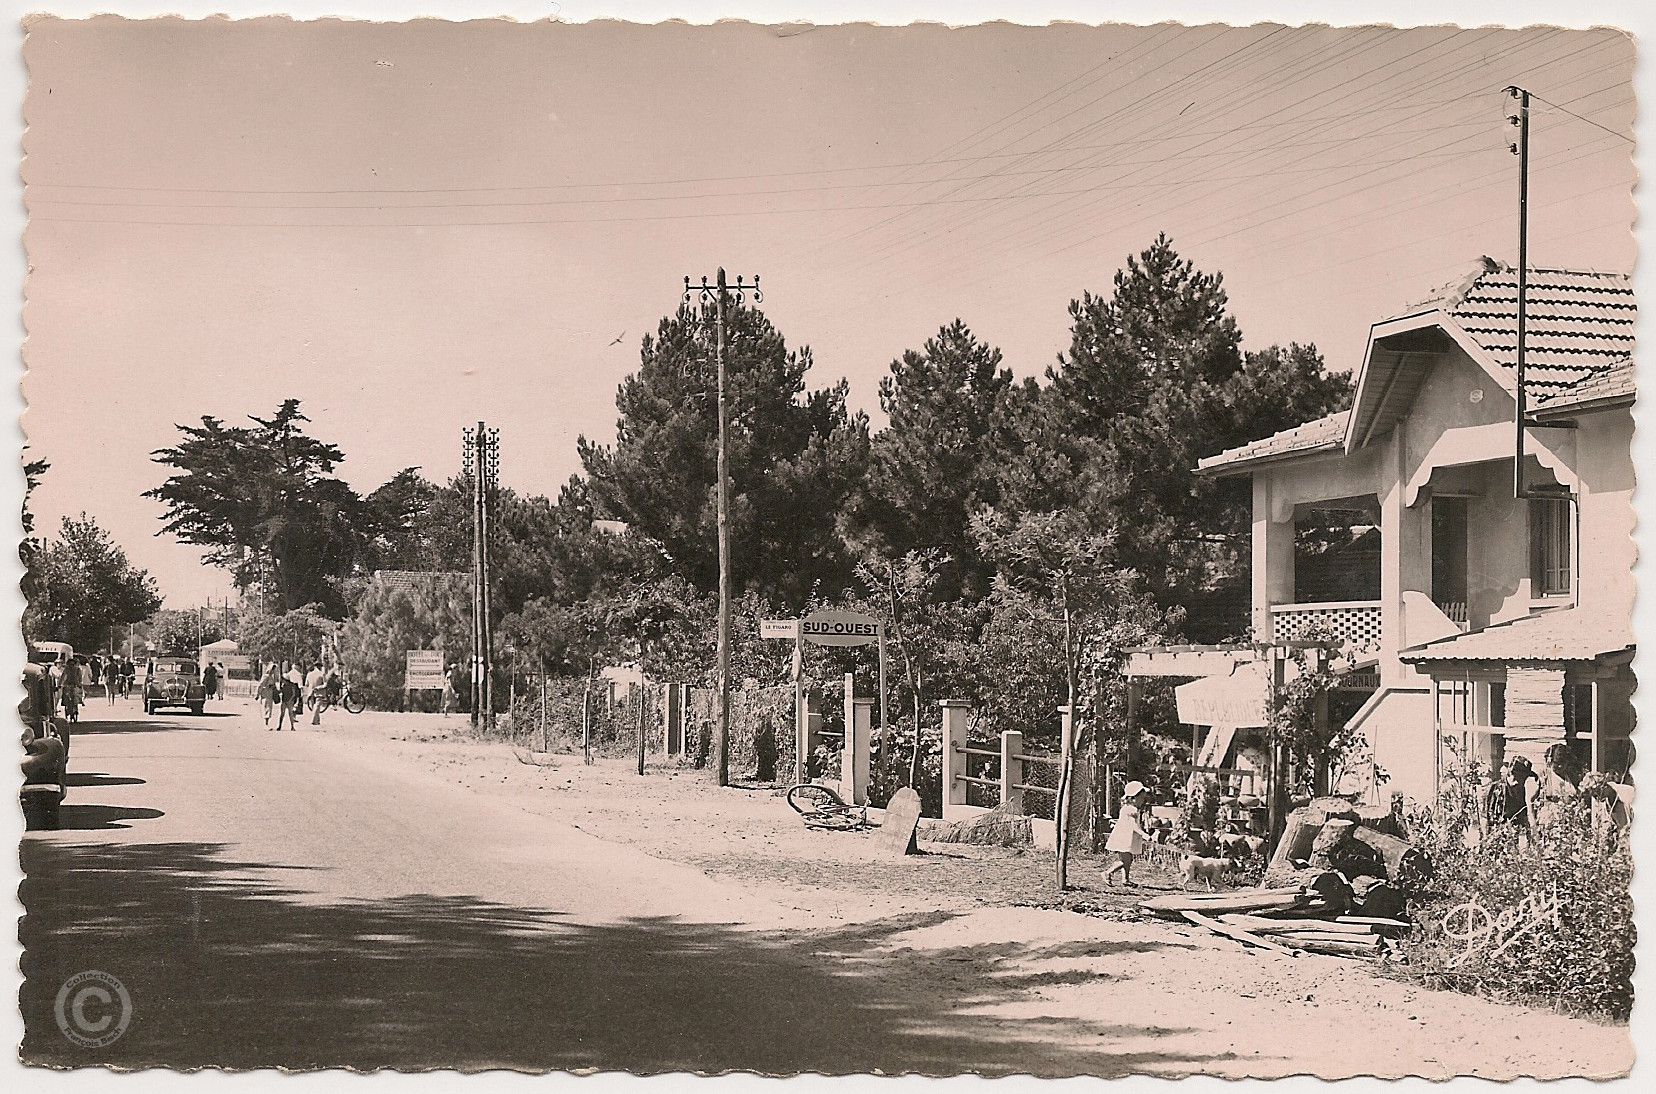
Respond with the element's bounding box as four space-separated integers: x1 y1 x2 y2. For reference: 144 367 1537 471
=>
22 700 1628 1079
21 699 1202 1075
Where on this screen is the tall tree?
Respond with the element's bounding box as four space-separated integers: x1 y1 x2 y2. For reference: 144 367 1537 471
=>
849 321 1015 596
1041 234 1350 638
24 514 163 651
147 400 374 617
578 303 870 609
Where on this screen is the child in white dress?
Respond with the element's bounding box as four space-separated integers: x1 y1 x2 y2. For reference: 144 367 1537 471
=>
1102 781 1151 887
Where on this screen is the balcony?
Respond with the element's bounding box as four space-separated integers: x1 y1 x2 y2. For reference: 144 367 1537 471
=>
1270 600 1383 655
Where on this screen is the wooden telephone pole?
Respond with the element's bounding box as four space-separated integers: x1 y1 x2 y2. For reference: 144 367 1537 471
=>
684 269 761 788
464 424 500 733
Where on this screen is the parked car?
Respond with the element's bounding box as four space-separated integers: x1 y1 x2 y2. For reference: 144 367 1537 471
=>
144 657 207 715
21 662 68 830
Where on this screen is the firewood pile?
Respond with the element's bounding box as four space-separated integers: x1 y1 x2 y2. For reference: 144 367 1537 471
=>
1137 798 1429 961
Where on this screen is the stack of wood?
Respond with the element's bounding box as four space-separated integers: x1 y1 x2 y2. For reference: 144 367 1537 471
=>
1139 885 1410 961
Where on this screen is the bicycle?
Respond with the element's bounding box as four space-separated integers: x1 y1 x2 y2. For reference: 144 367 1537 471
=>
313 676 366 715
786 783 869 831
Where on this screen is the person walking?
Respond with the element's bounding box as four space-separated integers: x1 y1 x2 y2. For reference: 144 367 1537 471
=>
257 661 280 726
105 655 120 704
1102 782 1151 888
60 656 84 724
201 660 219 706
306 660 327 725
275 661 303 731
441 660 467 718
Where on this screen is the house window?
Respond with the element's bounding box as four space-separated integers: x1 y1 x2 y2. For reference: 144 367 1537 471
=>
1529 497 1572 597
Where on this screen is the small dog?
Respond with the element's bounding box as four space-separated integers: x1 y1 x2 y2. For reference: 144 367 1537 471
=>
1180 853 1227 890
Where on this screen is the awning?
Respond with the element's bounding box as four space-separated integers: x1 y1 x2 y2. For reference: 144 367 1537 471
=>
1175 664 1270 728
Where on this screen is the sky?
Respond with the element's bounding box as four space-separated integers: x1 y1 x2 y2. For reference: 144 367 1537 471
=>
17 10 1639 608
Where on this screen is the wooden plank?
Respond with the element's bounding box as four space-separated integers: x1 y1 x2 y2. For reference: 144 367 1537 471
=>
1219 914 1375 936
1182 911 1301 956
1336 916 1411 930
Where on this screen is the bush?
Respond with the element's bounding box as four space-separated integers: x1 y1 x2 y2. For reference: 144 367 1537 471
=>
867 716 945 815
1393 797 1633 1020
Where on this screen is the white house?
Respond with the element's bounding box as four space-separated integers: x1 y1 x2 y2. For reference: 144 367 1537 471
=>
1194 258 1634 805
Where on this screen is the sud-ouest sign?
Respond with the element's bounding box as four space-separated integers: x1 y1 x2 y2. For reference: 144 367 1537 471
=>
799 610 882 648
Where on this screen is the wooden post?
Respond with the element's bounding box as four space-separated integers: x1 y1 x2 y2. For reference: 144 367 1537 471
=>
940 700 972 821
1056 704 1075 889
636 682 646 776
1000 730 1024 815
1267 648 1287 853
539 663 548 753
793 634 805 784
877 628 889 765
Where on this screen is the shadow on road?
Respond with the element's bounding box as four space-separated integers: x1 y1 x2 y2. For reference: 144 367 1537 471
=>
69 719 219 735
20 839 1230 1076
53 804 166 831
65 772 147 789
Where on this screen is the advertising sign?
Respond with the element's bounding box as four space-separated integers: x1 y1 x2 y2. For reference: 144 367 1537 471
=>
1175 664 1269 728
759 618 800 640
404 650 446 690
800 610 882 647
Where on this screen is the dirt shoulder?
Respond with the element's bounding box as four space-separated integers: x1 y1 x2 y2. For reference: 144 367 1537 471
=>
306 708 1632 1079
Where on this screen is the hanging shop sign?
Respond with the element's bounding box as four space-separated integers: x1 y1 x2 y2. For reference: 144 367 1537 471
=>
1175 664 1269 728
800 610 882 647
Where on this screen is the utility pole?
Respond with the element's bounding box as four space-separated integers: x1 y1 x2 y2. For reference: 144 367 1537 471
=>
464 424 501 733
684 269 761 788
1505 85 1532 500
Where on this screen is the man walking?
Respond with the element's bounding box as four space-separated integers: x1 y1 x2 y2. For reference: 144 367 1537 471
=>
306 660 327 725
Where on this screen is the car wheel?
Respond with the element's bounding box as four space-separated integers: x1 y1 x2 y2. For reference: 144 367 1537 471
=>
189 703 205 715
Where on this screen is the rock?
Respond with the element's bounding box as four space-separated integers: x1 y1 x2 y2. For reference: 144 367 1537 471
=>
925 803 1033 847
879 787 923 856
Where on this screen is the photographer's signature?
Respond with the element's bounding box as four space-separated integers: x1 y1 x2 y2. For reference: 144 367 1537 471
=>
1441 883 1562 968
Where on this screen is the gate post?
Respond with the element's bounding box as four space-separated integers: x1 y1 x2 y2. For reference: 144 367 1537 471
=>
798 688 822 782
1000 729 1024 815
843 697 873 806
941 699 972 820
663 682 682 756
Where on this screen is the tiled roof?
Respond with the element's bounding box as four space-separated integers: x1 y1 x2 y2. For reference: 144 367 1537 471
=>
1533 354 1635 415
1198 410 1348 472
1420 259 1636 398
1399 607 1633 664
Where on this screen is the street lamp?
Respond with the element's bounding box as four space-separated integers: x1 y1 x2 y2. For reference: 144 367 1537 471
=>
684 269 761 789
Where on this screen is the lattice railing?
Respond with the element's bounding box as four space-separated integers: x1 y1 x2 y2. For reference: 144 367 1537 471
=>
1270 600 1383 654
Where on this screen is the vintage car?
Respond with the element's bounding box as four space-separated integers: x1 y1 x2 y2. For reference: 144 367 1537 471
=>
144 657 207 715
21 661 69 830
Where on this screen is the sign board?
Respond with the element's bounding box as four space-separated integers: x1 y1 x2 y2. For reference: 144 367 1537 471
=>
800 610 882 647
404 650 446 690
760 618 800 640
1175 664 1269 728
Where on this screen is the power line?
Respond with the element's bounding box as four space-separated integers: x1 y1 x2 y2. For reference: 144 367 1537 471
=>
1528 90 1635 144
881 37 1622 292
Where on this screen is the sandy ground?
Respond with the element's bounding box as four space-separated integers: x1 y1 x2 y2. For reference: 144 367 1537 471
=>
319 708 1634 1079
22 697 1633 1078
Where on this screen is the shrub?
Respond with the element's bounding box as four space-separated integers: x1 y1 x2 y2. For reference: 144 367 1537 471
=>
1393 797 1633 1020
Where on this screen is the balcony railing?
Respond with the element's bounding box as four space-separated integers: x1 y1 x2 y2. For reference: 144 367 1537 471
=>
1270 600 1383 654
